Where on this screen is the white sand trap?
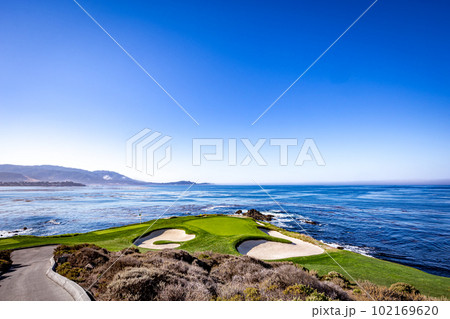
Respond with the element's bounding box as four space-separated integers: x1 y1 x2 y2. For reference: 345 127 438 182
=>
134 229 195 249
237 228 324 260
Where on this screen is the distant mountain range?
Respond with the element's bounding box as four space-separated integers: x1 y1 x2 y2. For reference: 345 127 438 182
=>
0 165 197 186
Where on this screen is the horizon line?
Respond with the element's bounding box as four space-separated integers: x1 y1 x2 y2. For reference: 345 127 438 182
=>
1 163 449 186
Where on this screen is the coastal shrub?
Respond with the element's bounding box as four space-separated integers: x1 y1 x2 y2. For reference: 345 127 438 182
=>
184 282 213 301
0 250 12 273
54 245 351 301
244 287 261 301
282 284 331 301
120 247 140 255
209 255 269 282
283 284 315 296
321 271 351 289
259 264 308 290
54 244 96 257
56 262 84 282
157 282 186 301
0 250 11 261
215 294 244 301
160 259 190 274
354 281 433 301
265 284 278 291
85 255 142 288
0 259 12 273
306 291 330 301
107 267 166 301
100 251 217 301
389 282 420 295
68 246 110 267
196 252 212 260
216 280 247 300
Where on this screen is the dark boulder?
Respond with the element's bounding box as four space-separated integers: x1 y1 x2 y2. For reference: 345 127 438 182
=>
243 209 274 221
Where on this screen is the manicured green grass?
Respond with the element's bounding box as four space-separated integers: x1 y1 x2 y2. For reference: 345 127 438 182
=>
184 216 264 236
281 251 450 298
0 215 283 255
0 214 448 298
153 240 182 245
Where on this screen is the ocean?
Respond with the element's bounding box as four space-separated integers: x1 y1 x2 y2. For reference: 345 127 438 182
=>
0 184 449 277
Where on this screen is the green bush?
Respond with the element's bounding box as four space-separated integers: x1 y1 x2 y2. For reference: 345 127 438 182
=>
215 294 244 301
0 259 12 272
265 284 278 292
354 281 431 301
0 250 12 273
283 284 331 301
0 250 11 261
321 271 351 289
244 287 261 301
306 291 330 301
389 282 420 295
283 284 314 296
56 262 84 282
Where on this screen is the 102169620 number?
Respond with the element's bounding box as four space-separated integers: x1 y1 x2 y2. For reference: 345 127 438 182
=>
372 306 439 316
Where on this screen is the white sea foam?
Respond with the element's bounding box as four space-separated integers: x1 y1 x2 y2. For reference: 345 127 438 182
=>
46 219 61 225
201 205 233 211
323 241 373 257
0 227 33 238
267 211 315 224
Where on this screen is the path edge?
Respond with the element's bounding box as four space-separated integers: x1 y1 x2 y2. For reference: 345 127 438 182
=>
46 257 91 301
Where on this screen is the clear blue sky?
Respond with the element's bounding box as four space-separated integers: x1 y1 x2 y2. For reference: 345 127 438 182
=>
0 0 449 183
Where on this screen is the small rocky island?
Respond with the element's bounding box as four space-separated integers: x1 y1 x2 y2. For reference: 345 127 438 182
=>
235 208 274 221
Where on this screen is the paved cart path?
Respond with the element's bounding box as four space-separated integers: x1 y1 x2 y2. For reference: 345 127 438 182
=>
0 246 74 301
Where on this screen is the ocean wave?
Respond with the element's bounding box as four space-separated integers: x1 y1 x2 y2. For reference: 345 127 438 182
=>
259 209 281 215
45 219 61 225
265 211 290 217
266 211 319 225
323 241 373 257
0 227 33 238
201 205 234 211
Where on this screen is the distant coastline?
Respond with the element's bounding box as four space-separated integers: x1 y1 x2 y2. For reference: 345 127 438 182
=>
0 164 202 186
0 181 85 187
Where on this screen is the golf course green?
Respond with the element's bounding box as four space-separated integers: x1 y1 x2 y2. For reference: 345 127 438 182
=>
0 215 448 298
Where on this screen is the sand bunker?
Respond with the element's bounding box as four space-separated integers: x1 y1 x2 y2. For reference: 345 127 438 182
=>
134 229 195 249
237 228 324 260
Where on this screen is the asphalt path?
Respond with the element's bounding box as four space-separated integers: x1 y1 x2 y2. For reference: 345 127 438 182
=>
0 245 74 301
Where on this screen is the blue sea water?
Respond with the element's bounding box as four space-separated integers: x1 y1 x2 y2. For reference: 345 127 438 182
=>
0 185 449 277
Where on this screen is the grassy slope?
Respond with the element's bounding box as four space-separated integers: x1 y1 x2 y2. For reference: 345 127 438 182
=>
0 215 448 298
281 251 449 298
